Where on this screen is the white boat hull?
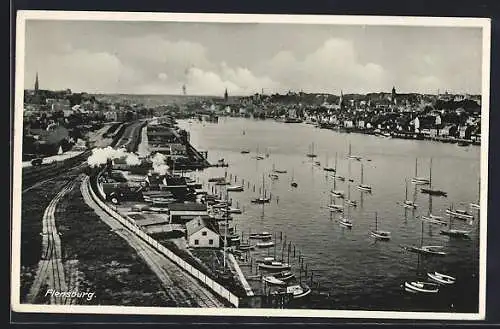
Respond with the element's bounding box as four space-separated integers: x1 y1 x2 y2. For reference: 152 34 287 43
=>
427 272 456 285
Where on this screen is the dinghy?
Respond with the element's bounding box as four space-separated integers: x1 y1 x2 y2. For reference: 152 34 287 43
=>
404 281 439 294
427 272 456 285
263 275 286 286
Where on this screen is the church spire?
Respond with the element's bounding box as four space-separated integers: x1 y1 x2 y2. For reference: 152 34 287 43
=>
224 88 228 102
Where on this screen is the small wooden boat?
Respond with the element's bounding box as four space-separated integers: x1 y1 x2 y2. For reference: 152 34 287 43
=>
470 202 480 211
226 185 244 192
241 149 250 154
306 142 318 158
258 261 291 270
291 182 298 188
237 243 255 251
421 188 448 197
263 275 286 285
314 161 321 166
323 167 336 172
223 207 242 214
420 215 447 226
273 169 287 174
256 240 275 248
427 272 456 285
269 173 279 180
249 232 273 239
440 229 470 238
269 270 295 281
208 176 226 182
338 216 353 228
330 190 345 198
404 281 439 294
410 245 447 256
251 197 271 204
335 175 346 182
285 284 312 299
328 204 344 212
445 208 474 220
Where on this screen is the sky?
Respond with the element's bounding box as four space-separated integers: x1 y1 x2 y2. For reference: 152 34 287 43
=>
22 19 484 96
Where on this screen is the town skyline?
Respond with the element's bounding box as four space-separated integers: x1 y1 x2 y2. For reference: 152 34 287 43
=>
23 20 483 96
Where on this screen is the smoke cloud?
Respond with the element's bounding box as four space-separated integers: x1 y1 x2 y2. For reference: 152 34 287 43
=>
150 152 170 175
87 146 142 168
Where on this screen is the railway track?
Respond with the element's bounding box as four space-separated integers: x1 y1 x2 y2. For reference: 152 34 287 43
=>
27 179 78 304
81 176 225 307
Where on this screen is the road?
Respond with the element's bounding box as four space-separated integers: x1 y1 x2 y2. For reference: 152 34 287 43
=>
81 176 225 307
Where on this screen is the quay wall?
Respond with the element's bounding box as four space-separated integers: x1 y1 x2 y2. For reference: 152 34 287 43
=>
88 171 240 308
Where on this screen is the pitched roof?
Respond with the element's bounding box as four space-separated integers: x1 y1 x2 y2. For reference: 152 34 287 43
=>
168 202 207 212
185 216 219 236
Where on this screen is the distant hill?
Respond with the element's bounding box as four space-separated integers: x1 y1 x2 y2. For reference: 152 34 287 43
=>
91 93 239 108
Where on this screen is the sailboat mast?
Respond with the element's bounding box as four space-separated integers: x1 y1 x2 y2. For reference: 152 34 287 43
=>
420 221 424 246
415 158 418 177
349 142 352 157
334 152 338 171
405 179 408 200
360 164 364 184
375 212 378 231
429 158 433 188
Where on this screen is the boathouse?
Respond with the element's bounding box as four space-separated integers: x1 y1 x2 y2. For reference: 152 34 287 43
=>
185 216 220 248
168 203 208 224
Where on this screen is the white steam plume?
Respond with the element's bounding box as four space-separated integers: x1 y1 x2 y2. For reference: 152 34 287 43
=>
87 146 142 168
151 152 170 175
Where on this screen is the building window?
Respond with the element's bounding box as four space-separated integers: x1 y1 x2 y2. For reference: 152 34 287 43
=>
209 239 214 245
202 231 207 236
194 239 199 245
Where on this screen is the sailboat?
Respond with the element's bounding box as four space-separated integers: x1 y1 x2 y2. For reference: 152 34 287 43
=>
332 152 345 181
401 221 447 256
306 142 317 158
255 145 265 160
337 199 353 228
357 163 372 192
328 190 344 212
323 153 336 172
470 180 480 211
402 179 417 209
445 202 474 221
370 212 391 240
411 158 430 185
345 182 357 207
290 168 298 188
272 163 287 174
251 174 271 204
440 204 471 238
330 166 345 198
420 158 447 197
347 142 362 161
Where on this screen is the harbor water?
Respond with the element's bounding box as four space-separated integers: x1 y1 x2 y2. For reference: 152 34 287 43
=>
177 117 481 312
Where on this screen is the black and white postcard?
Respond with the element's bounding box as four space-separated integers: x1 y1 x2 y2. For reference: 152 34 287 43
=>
11 11 490 320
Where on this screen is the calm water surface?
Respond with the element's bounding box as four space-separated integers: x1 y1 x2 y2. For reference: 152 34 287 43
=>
177 117 481 312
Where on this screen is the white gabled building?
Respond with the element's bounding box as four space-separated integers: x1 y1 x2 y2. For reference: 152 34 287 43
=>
185 216 220 248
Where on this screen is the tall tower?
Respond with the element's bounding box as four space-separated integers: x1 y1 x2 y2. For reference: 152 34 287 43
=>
391 86 396 105
224 88 228 103
34 72 39 92
339 90 344 111
182 84 187 95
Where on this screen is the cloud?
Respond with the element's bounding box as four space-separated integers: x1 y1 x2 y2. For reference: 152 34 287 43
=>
263 38 388 94
37 49 139 93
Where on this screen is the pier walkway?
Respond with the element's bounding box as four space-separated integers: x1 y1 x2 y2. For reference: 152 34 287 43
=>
228 254 254 297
